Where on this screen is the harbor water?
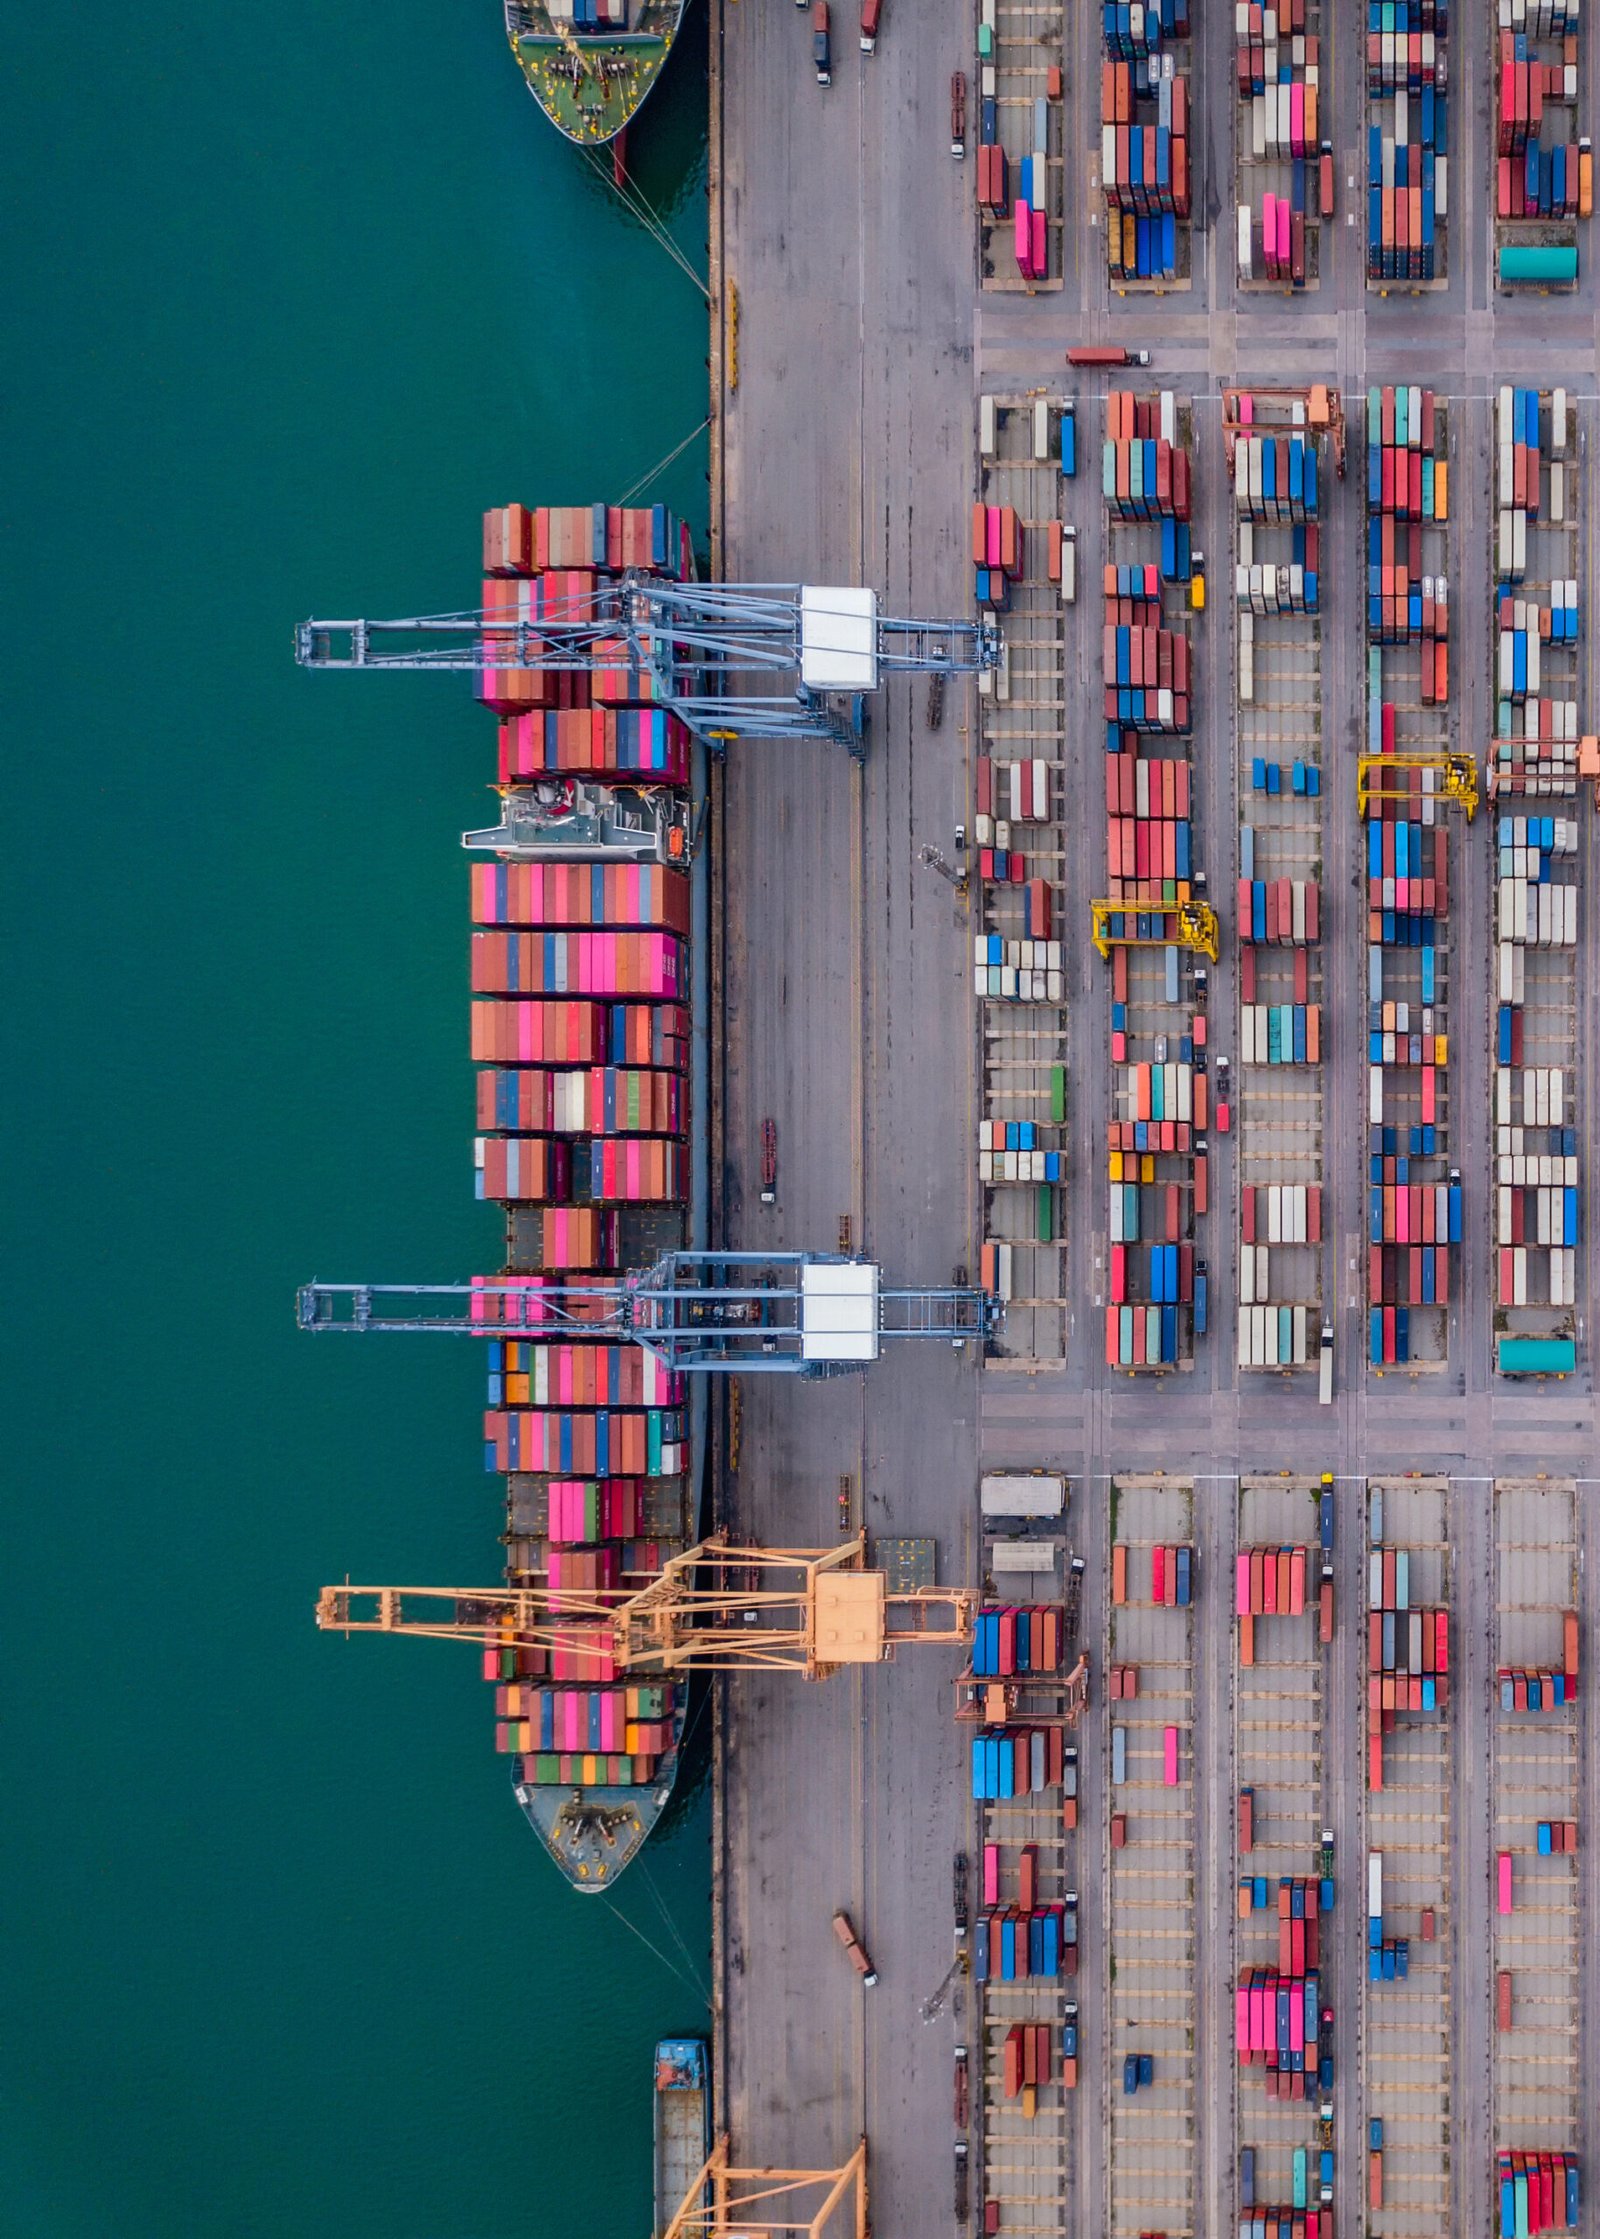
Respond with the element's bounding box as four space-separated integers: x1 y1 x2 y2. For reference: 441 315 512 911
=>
2 5 710 2232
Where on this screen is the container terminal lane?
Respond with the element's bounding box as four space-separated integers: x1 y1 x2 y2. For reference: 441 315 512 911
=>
701 1 1600 2236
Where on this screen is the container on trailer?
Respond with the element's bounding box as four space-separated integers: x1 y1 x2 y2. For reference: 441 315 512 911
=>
1497 1969 1512 2030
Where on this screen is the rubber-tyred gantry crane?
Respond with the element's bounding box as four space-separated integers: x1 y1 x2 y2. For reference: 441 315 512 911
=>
317 1532 977 1679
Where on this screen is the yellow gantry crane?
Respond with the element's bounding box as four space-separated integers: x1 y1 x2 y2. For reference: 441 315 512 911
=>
317 1531 976 1680
1357 750 1479 822
1090 897 1220 963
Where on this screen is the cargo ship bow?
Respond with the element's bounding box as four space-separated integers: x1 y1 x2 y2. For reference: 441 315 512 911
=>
504 0 688 149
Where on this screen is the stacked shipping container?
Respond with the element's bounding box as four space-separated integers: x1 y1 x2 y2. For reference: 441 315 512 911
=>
1497 2149 1582 2233
1230 389 1334 1368
1101 393 1206 1371
1494 0 1591 290
1099 0 1192 279
975 0 1059 284
1363 385 1457 1366
1366 1538 1449 1788
1488 394 1583 1372
470 499 698 1810
1234 0 1327 287
1365 0 1449 282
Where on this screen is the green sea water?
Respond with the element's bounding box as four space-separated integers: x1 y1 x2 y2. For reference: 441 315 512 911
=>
2 8 710 2233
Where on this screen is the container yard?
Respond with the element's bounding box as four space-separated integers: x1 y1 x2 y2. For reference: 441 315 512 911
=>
966 1491 1086 2235
1362 385 1462 1371
1361 1477 1453 2235
1234 0 1329 287
1232 1478 1332 2222
974 395 1074 1360
1488 388 1585 1376
1225 386 1340 1373
1105 1477 1197 2237
1494 0 1592 291
1099 389 1209 1373
1365 0 1449 284
974 1 1065 287
1491 1479 1580 2154
1099 0 1193 284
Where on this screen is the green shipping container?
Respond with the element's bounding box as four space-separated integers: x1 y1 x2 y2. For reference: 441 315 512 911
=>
1498 244 1579 288
1037 1184 1053 1243
1051 1064 1066 1124
1497 1335 1577 1374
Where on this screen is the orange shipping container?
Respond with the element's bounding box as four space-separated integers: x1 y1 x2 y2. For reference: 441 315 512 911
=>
1112 1543 1128 1604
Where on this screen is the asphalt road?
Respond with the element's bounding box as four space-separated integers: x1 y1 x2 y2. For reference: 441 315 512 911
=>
709 0 1600 2229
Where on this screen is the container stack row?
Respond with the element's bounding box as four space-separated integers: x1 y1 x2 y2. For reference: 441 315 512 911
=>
1363 385 1455 1369
968 1563 1083 2179
1365 0 1449 282
1235 0 1329 287
1487 395 1584 1376
1235 1964 1327 2096
1229 389 1337 1371
1101 391 1206 1372
1366 1541 1449 1788
1099 0 1193 281
471 498 699 1814
1497 2150 1582 2233
972 396 1074 1348
974 5 1064 290
1495 0 1591 290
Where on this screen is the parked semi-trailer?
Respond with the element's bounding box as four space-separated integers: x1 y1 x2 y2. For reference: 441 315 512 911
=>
1497 1969 1513 2031
1066 345 1151 366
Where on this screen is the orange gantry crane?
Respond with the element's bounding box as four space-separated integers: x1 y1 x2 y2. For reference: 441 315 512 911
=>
317 1531 977 1679
662 2136 867 2239
1222 382 1347 477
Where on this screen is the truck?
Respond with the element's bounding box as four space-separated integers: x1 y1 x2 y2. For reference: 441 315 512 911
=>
831 1909 877 1984
1319 1482 1335 1550
859 0 882 49
812 2 832 85
1194 1257 1208 1335
1239 1785 1254 1852
954 2045 969 2125
1062 2001 1079 2088
1319 1566 1334 1643
1060 402 1077 476
950 72 966 158
1066 345 1150 367
1061 525 1077 604
1318 1319 1334 1403
1319 2148 1334 2205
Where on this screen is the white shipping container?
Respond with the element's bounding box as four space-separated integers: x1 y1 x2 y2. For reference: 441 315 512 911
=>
979 394 997 456
1032 397 1050 461
984 1468 1069 1522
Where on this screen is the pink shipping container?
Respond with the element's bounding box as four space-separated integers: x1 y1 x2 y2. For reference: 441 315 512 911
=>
1163 1725 1180 1785
1498 1851 1514 1913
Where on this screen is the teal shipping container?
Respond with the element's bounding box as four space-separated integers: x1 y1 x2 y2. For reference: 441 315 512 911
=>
1498 244 1579 287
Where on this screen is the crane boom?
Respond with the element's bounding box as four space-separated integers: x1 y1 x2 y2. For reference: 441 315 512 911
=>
317 1533 978 1678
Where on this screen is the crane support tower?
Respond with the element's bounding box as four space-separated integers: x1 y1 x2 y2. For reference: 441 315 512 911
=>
1090 898 1221 963
1357 751 1479 821
317 1534 978 1679
297 1252 1001 1375
1222 383 1347 478
295 578 1000 753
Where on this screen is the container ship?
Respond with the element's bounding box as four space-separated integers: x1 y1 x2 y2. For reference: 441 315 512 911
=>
503 0 688 149
471 498 707 1890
